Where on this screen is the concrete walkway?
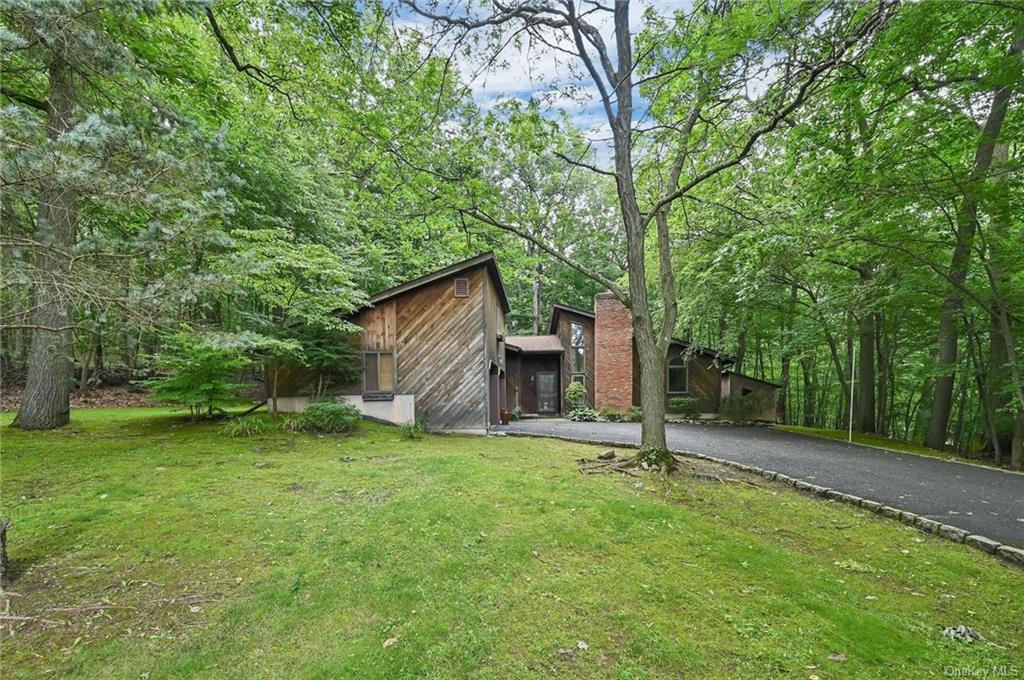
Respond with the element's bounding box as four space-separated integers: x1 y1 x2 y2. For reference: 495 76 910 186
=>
499 419 1024 548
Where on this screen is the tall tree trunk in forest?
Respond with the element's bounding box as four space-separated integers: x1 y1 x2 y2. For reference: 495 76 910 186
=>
876 323 891 436
12 57 78 430
840 317 853 430
856 270 876 433
966 324 1001 465
800 355 816 427
985 142 1013 458
1012 413 1024 471
735 328 747 374
93 322 104 372
925 26 1023 450
778 285 796 423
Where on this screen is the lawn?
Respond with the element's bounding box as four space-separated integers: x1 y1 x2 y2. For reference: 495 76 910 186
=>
2 408 1021 679
773 424 1011 470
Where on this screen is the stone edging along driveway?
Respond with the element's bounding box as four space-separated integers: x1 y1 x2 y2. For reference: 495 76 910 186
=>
506 432 1024 569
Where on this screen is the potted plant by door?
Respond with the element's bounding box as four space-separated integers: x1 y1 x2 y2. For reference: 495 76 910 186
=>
500 408 512 425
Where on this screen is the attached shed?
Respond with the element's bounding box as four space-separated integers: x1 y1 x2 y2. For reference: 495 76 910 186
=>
720 371 780 422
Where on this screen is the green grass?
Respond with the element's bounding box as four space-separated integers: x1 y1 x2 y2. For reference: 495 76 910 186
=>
2 407 1021 678
773 425 1011 470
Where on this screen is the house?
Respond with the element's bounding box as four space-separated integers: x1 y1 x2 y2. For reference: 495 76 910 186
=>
271 252 777 430
271 252 509 434
505 302 594 415
506 292 779 420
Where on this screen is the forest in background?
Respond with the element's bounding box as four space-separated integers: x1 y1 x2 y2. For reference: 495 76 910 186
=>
1 0 1021 467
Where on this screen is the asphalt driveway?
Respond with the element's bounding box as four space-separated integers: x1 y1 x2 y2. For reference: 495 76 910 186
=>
499 419 1024 548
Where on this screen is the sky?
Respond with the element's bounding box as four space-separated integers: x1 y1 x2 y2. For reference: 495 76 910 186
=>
393 1 697 149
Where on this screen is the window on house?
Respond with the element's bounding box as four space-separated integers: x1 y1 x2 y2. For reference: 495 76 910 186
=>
363 352 395 395
667 357 688 393
453 277 469 297
570 321 585 374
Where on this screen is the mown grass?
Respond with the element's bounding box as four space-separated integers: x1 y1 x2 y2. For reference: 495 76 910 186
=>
773 424 1013 470
1 407 1021 678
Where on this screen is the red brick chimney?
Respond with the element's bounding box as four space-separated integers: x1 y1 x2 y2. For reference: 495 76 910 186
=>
594 292 634 410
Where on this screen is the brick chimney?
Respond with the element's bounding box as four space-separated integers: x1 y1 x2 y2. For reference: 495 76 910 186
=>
594 292 634 410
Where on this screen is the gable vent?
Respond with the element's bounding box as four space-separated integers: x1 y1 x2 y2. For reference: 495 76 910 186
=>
454 277 469 298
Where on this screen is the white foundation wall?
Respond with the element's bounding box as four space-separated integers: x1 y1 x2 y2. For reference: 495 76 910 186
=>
269 395 416 426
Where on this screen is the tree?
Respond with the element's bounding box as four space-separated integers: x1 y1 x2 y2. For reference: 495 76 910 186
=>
2 1 227 428
404 0 894 452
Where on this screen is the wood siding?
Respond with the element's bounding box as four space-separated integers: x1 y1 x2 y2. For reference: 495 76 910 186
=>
393 267 488 430
556 310 595 411
630 343 722 413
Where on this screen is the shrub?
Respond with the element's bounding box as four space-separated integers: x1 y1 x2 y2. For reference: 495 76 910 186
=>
623 406 643 422
400 414 428 440
143 331 250 421
510 408 521 422
568 407 599 422
564 381 587 410
600 406 642 422
720 394 759 421
223 415 280 437
598 407 626 422
290 402 362 433
667 396 699 416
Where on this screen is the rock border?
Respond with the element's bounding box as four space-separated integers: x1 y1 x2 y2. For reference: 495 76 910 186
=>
506 432 1024 569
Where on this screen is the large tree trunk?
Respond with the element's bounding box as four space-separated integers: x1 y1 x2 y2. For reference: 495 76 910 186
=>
925 27 1022 449
634 331 668 452
12 57 78 430
985 141 1012 459
854 266 876 432
856 309 876 432
1012 412 1024 471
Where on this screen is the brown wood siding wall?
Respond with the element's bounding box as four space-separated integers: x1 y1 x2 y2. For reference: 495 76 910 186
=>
482 272 506 366
630 344 722 413
395 266 488 430
557 311 595 411
721 374 778 422
506 351 521 410
359 301 397 351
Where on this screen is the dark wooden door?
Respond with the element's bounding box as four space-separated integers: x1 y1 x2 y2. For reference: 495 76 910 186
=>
536 371 557 414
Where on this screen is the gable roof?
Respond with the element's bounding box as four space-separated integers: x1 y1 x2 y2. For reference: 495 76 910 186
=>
506 334 564 353
547 301 595 334
363 251 510 313
670 338 737 365
721 370 781 388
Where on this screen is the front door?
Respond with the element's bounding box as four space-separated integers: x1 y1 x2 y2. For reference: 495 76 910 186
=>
536 371 557 414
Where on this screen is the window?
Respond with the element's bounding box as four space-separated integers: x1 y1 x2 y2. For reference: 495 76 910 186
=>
667 357 688 394
453 277 469 297
570 321 585 374
363 352 395 395
570 373 586 386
